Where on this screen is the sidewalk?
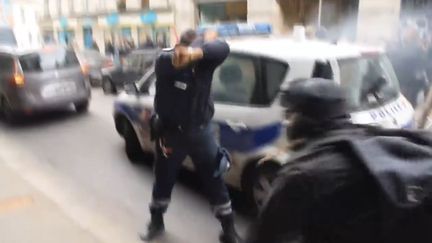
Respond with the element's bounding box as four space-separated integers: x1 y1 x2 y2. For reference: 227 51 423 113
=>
0 162 100 243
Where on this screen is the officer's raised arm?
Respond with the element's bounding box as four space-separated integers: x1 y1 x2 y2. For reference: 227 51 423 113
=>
201 40 230 65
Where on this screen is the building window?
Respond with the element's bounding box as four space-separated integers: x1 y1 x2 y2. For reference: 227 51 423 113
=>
199 1 247 24
142 0 149 9
117 0 126 12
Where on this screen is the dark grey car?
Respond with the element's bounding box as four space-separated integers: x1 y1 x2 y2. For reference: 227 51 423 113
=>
77 49 112 87
101 49 158 94
0 46 91 122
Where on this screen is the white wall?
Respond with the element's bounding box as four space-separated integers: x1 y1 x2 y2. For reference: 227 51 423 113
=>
127 0 141 10
151 0 169 9
12 3 42 49
74 0 86 14
248 0 284 34
172 0 195 34
357 0 401 44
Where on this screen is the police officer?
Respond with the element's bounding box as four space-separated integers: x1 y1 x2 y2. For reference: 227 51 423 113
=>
140 30 240 243
246 78 432 243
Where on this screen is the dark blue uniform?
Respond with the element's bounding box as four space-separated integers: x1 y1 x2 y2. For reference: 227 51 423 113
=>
150 40 233 219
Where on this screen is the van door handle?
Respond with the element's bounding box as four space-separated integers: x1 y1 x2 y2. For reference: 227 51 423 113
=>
225 120 248 133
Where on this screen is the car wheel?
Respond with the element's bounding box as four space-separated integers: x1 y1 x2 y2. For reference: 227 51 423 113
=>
1 97 18 123
74 100 90 113
102 78 116 95
242 161 280 211
123 120 153 164
89 78 99 87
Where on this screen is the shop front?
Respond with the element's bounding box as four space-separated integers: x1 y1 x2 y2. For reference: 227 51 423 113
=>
196 0 247 24
97 10 174 54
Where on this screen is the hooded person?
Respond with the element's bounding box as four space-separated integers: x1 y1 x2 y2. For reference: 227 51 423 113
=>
246 78 432 243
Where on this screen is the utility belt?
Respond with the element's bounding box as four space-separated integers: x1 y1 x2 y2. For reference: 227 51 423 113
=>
150 114 206 141
150 114 231 177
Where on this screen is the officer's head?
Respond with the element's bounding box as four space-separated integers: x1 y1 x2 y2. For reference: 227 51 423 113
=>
179 29 198 46
280 78 350 142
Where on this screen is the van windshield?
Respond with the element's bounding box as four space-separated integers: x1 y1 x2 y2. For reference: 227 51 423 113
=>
338 55 400 111
19 48 79 72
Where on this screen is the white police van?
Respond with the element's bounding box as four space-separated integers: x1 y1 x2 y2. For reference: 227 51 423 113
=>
113 24 414 208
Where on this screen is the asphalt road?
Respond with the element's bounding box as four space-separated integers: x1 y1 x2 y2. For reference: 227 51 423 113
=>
0 89 250 243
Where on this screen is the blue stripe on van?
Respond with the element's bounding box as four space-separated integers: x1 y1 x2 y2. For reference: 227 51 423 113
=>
218 122 282 152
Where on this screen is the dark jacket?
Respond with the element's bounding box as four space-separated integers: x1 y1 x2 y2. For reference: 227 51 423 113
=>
247 125 432 243
154 39 230 128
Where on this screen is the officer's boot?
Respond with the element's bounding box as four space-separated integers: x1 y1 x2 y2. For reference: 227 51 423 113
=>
218 214 242 243
139 211 165 241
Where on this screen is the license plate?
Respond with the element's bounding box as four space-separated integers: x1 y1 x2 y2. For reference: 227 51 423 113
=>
41 82 76 98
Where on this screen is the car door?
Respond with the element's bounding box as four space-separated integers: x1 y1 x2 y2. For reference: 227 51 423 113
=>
113 53 141 85
212 53 289 154
117 69 156 151
128 54 147 82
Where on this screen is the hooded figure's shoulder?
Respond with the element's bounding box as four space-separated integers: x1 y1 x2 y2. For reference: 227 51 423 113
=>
156 48 174 67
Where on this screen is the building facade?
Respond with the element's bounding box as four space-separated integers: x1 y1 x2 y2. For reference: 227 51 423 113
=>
1 0 42 49
40 0 430 52
40 0 175 53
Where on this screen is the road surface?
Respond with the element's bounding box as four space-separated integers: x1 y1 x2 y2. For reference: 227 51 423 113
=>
0 89 250 243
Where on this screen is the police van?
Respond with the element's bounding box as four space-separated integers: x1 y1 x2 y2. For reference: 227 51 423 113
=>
113 24 415 208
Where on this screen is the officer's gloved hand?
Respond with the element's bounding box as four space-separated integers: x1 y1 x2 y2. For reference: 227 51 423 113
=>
172 44 203 69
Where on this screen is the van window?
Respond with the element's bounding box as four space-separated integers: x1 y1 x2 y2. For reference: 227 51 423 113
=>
19 48 79 72
264 59 288 103
212 54 258 105
338 55 400 111
312 61 333 79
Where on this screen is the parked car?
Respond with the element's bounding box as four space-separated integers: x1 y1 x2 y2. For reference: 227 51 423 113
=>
0 46 91 122
77 49 113 87
113 35 414 209
101 49 159 94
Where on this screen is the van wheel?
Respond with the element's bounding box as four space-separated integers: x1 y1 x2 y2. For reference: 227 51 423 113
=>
242 161 280 211
102 78 116 95
123 120 153 164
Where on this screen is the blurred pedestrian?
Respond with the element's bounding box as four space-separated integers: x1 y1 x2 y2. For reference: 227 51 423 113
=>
388 25 428 107
139 36 155 49
246 78 432 243
105 40 114 56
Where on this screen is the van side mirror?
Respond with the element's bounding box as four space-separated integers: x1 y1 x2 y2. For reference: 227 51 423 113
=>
124 83 139 95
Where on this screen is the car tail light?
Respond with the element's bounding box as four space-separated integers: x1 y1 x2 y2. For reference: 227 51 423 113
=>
12 73 25 87
11 62 25 87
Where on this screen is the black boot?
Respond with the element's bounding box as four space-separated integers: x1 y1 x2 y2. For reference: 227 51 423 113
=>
140 212 165 241
218 214 242 243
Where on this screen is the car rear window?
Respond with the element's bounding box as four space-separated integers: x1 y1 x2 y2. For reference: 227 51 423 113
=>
19 48 79 72
0 27 17 46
